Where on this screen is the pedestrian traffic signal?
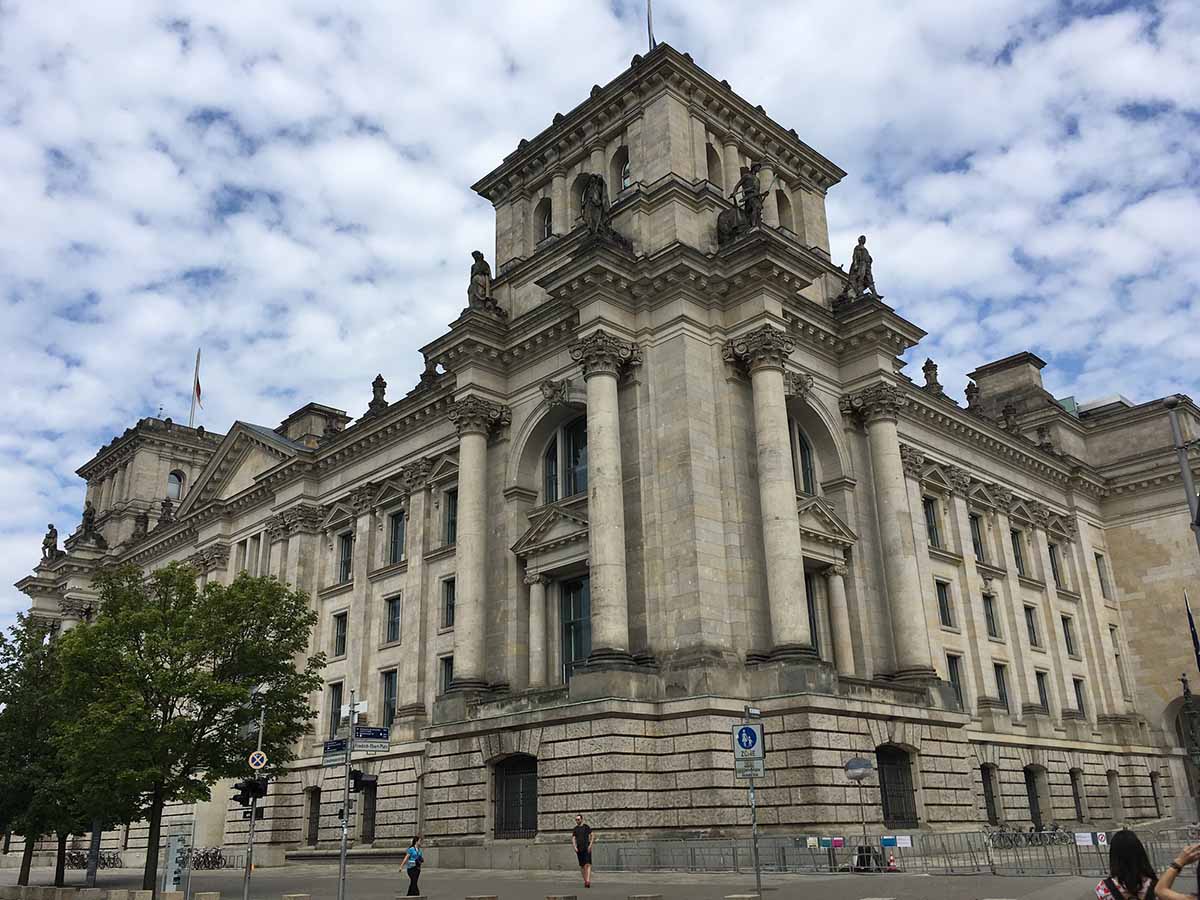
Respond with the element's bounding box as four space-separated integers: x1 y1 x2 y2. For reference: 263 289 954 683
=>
233 776 269 806
349 770 378 793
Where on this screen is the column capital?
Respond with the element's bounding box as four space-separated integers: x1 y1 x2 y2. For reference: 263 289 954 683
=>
944 464 973 496
723 324 795 373
523 572 551 586
899 444 926 479
826 562 848 578
282 503 325 535
569 330 643 378
264 513 290 541
839 382 908 424
448 396 511 436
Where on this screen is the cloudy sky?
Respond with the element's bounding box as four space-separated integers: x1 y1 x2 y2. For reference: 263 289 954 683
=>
1 0 1197 634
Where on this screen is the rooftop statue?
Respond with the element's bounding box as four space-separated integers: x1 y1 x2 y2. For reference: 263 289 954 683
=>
41 523 58 560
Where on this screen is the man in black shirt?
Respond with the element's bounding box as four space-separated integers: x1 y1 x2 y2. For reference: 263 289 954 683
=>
571 813 594 888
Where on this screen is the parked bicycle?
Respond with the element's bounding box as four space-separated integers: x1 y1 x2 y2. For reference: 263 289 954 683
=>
190 847 226 870
65 849 123 869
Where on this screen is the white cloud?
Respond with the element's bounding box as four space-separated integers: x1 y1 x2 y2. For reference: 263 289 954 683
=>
0 0 1197 636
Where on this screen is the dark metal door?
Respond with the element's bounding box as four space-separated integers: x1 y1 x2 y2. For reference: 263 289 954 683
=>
877 746 918 828
982 766 999 825
306 789 321 845
1025 768 1043 827
361 784 377 843
495 756 538 838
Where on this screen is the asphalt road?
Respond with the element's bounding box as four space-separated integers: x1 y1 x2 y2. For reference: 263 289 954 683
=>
0 863 1118 900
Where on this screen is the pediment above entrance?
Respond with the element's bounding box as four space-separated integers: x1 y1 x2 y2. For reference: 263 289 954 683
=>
178 421 306 516
797 495 857 549
511 503 590 559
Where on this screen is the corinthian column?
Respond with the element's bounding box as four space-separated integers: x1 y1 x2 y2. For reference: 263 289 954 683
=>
447 396 511 691
569 330 642 665
826 562 855 676
525 573 550 689
840 384 935 680
724 324 813 657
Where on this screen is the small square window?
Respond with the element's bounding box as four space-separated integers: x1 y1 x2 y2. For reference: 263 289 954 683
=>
442 579 456 629
936 581 954 628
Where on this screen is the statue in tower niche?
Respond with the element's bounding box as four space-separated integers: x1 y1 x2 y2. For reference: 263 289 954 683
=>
465 251 507 319
580 173 608 236
80 500 97 535
41 523 59 560
717 162 766 247
835 235 881 304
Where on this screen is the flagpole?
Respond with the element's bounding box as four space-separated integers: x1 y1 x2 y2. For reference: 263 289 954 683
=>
188 348 201 428
647 0 656 50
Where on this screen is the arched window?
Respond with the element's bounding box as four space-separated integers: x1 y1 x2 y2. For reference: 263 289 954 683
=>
494 755 538 838
876 745 918 827
610 146 631 193
791 422 816 495
542 417 587 503
776 189 794 233
535 197 553 242
705 144 723 190
167 470 185 500
981 764 1001 825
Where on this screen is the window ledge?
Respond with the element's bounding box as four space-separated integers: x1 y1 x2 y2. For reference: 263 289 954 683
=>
1030 645 1047 654
1056 587 1082 601
1068 653 1083 662
368 560 409 582
438 625 454 635
319 581 355 599
1018 575 1046 590
987 635 1005 645
940 624 961 635
378 640 401 651
976 561 1007 580
424 544 456 563
329 654 347 663
929 546 963 564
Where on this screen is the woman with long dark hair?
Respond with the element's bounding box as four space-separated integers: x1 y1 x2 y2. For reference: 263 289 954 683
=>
1097 831 1199 900
402 835 424 897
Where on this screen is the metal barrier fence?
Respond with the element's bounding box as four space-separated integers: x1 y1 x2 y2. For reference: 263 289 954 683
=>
594 829 1200 887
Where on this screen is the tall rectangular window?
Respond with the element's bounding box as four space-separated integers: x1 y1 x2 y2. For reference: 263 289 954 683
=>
1025 605 1040 647
337 531 354 583
385 596 402 644
946 654 964 709
1062 615 1077 656
441 579 456 629
439 656 454 693
444 490 458 545
983 595 1000 639
388 511 406 564
1073 677 1087 716
1048 543 1063 589
543 435 559 503
333 611 348 657
1095 553 1112 599
248 535 261 576
328 681 344 739
969 514 986 563
994 663 1010 710
936 581 954 628
923 496 942 549
805 572 820 653
561 577 592 682
1036 670 1050 710
381 669 398 729
564 418 588 497
1111 626 1131 699
1011 529 1026 576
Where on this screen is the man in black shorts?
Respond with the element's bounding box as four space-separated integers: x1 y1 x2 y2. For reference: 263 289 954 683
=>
571 813 594 888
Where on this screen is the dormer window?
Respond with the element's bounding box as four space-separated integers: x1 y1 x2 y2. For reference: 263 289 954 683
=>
542 417 588 503
167 470 185 500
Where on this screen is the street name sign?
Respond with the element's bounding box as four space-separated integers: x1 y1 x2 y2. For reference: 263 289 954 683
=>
322 738 348 768
353 725 390 753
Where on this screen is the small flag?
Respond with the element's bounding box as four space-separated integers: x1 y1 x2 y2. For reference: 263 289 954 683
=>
647 0 656 50
193 348 203 410
1187 591 1200 674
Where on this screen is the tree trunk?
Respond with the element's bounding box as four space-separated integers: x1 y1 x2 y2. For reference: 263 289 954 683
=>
18 836 35 885
142 785 165 891
85 818 102 888
54 833 67 887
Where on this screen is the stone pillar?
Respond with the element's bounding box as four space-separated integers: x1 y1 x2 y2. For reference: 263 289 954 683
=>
722 139 741 195
758 162 779 227
551 169 568 236
589 143 605 177
826 563 854 676
569 331 642 664
841 384 936 680
446 397 511 690
724 325 813 656
525 573 550 689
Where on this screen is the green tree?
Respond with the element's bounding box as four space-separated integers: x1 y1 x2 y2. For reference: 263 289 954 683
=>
56 563 324 890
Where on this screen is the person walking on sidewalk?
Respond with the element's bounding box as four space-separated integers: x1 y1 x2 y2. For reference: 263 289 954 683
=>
402 835 424 896
572 814 595 888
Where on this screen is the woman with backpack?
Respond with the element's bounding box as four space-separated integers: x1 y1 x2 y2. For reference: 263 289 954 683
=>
402 835 424 896
1096 830 1200 900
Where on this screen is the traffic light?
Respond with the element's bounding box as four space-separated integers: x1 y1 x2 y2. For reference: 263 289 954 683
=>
349 770 377 793
233 779 254 807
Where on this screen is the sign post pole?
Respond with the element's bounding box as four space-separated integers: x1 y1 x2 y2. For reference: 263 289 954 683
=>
336 690 357 900
242 704 265 900
844 757 874 872
733 707 765 898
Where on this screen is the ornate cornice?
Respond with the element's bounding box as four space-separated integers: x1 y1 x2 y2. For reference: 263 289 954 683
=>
840 382 907 424
569 330 643 378
448 396 512 437
722 324 794 373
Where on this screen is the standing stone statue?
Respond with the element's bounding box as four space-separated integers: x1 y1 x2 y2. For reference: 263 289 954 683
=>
81 500 97 535
41 524 58 560
159 496 175 524
732 164 764 229
467 251 493 308
846 235 878 297
580 174 608 235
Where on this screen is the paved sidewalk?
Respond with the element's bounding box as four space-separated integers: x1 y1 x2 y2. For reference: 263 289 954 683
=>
0 863 1108 900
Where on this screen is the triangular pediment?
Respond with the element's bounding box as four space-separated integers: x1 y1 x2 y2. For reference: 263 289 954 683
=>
427 455 459 486
371 477 410 510
968 483 998 509
920 464 952 490
797 496 857 548
321 502 357 532
177 421 305 517
512 503 590 558
1009 499 1035 525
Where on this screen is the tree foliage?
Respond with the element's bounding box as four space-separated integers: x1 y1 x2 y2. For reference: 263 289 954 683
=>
55 563 324 889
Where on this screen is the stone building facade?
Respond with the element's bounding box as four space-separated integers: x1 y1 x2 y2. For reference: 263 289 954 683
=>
16 44 1200 867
